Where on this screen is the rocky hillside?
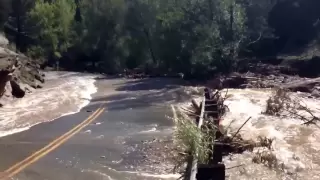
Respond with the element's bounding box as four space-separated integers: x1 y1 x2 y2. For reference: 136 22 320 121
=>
0 35 44 107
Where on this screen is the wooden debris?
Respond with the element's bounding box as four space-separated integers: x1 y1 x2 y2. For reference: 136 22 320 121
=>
282 77 320 93
175 88 278 180
265 88 320 126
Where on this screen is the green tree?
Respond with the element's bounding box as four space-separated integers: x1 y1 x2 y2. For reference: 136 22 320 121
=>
23 0 277 77
28 0 75 60
153 0 248 76
0 0 10 29
5 0 34 52
75 0 126 72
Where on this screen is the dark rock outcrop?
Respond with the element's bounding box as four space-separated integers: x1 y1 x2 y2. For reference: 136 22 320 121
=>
9 80 25 98
0 46 44 106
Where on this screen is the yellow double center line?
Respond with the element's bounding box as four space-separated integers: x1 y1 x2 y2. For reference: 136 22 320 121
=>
1 107 105 179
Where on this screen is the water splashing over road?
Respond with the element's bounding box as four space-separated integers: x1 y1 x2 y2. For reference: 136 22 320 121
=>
0 71 97 137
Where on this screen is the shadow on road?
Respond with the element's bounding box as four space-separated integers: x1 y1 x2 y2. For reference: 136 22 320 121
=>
88 89 186 111
85 77 199 111
86 78 200 111
114 78 187 92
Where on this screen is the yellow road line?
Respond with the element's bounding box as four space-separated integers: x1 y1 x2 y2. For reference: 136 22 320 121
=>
4 108 101 174
2 107 105 179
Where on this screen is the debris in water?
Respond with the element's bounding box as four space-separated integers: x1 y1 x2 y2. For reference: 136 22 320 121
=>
96 135 104 139
264 88 291 116
252 150 278 168
84 130 91 134
111 159 123 164
265 88 320 126
173 89 277 178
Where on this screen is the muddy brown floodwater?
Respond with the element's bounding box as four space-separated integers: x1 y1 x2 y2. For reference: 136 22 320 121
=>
1 71 319 180
189 89 320 180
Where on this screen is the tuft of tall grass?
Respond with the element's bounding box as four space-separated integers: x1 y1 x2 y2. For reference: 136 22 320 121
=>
171 105 214 173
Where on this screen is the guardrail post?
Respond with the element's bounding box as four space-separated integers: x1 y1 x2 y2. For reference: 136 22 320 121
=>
197 164 226 180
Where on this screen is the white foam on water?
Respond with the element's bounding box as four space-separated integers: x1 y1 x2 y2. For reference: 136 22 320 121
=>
122 171 180 179
0 71 98 137
81 166 179 180
212 89 320 180
180 88 320 179
103 166 180 179
138 127 159 134
0 126 30 137
81 169 114 180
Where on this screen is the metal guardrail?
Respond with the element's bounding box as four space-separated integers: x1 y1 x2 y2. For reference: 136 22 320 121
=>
185 89 226 180
187 96 206 180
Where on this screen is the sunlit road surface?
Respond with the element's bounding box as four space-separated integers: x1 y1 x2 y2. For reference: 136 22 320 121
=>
0 77 184 180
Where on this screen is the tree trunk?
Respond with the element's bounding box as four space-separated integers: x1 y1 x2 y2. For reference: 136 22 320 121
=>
15 0 21 53
229 2 234 57
143 28 157 65
208 0 213 22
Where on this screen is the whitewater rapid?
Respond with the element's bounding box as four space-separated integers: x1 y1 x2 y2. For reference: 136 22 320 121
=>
0 71 97 137
180 87 320 180
213 89 320 180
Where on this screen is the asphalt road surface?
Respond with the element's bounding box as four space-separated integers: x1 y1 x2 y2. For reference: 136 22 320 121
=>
0 77 189 180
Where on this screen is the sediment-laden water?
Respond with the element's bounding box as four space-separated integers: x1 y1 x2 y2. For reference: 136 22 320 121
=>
3 72 318 180
187 88 320 180
0 71 97 137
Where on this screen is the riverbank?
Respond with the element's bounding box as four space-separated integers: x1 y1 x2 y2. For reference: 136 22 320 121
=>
0 37 45 108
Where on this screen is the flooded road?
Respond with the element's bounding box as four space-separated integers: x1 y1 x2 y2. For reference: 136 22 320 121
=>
1 71 320 180
0 73 188 180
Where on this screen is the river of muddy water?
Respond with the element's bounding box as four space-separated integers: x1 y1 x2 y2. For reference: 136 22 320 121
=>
210 89 320 180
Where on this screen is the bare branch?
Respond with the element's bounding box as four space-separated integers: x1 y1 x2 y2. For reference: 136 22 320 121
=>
231 117 252 141
246 32 262 46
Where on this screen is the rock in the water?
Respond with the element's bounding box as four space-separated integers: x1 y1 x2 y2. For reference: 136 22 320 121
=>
311 89 320 98
9 80 25 98
35 73 45 83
